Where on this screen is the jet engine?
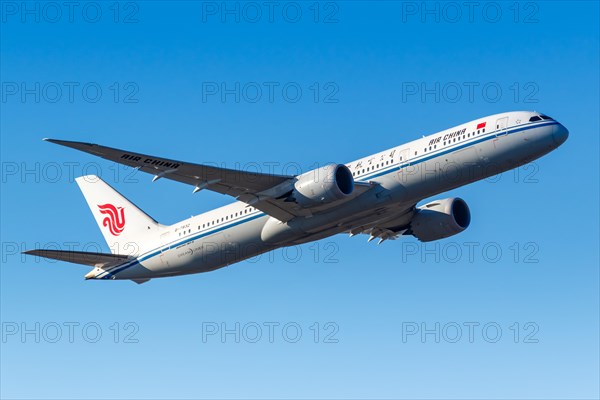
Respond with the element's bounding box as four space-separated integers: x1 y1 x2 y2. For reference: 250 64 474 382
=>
410 198 471 242
291 164 354 207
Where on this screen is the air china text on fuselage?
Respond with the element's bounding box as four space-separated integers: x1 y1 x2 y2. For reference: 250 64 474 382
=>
25 111 568 284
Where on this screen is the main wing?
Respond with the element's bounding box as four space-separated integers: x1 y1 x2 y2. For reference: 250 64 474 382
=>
45 139 374 222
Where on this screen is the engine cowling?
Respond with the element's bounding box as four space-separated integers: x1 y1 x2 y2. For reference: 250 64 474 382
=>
410 198 471 242
292 164 354 208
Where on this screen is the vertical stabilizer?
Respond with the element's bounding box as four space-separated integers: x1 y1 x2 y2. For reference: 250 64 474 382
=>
75 175 162 255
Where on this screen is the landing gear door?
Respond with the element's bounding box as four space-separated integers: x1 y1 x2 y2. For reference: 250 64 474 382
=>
495 117 509 137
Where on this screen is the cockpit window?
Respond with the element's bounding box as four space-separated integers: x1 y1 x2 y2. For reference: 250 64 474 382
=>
540 115 554 120
529 116 542 122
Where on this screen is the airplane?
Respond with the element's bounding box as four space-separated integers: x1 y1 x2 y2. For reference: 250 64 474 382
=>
24 111 569 284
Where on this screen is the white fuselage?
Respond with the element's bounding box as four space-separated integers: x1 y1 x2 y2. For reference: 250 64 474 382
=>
92 111 568 280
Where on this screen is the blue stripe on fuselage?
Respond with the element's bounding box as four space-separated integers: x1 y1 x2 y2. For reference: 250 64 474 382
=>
356 121 556 181
98 212 266 279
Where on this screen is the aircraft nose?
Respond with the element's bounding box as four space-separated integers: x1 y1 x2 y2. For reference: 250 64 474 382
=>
553 124 569 146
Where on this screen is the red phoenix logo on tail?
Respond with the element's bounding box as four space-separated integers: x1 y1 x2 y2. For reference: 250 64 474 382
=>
97 204 126 236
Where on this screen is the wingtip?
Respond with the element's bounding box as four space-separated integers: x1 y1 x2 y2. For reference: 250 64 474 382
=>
43 138 60 144
43 138 95 148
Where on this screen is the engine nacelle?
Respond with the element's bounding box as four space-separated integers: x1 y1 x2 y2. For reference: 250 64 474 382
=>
291 164 354 208
410 198 471 242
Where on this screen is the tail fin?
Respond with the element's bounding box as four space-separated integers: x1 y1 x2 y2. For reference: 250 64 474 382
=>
75 175 163 255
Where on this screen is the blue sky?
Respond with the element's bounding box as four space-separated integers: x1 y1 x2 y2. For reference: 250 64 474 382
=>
1 1 598 399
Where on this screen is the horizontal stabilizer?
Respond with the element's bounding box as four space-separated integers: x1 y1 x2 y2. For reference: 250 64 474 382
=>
23 249 133 268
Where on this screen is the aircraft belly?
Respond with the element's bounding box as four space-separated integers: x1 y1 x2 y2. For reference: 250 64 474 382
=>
155 216 273 276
